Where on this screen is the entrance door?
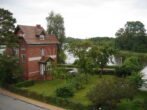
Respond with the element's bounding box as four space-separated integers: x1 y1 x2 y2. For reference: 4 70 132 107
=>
40 64 45 75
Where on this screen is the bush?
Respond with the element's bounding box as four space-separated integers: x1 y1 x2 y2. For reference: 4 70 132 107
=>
56 86 74 98
105 65 119 69
14 80 34 87
128 72 144 88
58 64 77 68
97 69 115 75
51 67 68 79
87 77 136 110
0 55 23 86
69 74 90 91
115 56 143 77
123 56 143 72
115 65 131 77
55 74 90 99
117 98 145 110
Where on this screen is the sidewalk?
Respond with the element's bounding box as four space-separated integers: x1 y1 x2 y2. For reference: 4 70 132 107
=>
0 88 66 110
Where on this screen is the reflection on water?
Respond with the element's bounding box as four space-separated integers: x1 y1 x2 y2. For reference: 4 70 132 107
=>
141 66 147 79
65 50 77 64
0 49 5 54
140 66 147 91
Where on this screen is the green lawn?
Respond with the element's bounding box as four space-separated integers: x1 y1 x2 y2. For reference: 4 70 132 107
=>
22 75 114 105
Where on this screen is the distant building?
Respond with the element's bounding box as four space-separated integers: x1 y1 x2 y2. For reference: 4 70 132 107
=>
15 25 59 80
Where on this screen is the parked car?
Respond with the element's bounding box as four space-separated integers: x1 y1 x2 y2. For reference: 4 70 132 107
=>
68 68 78 74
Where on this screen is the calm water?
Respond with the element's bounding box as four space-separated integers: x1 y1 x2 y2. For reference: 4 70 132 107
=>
0 49 5 54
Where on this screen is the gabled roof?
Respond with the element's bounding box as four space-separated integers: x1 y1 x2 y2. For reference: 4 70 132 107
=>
39 56 54 64
16 25 59 45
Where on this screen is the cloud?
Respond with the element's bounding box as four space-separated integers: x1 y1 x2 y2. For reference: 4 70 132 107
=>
0 0 147 38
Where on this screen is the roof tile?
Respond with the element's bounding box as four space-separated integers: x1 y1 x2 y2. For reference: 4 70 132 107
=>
17 25 59 44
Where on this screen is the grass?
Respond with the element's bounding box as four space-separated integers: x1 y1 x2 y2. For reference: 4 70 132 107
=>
71 75 115 105
22 79 66 96
135 90 147 100
22 75 115 105
116 90 147 110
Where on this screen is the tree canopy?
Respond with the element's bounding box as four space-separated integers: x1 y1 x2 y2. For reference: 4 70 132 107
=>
89 43 116 77
87 77 136 110
66 40 93 74
46 11 66 63
46 11 65 46
0 8 18 46
0 8 22 86
66 40 116 76
115 21 147 52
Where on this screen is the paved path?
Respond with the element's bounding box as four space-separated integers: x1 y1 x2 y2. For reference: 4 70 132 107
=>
0 88 65 110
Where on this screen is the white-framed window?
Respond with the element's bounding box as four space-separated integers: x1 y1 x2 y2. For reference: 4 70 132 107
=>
21 48 26 50
41 48 44 56
19 33 25 37
15 48 19 56
21 54 26 63
39 35 45 40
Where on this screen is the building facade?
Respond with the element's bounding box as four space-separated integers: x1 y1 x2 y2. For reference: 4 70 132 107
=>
15 25 59 80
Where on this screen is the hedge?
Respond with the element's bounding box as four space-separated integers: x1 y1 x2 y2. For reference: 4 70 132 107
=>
4 85 90 110
97 69 115 75
14 80 34 88
58 64 77 68
104 65 119 69
116 51 147 63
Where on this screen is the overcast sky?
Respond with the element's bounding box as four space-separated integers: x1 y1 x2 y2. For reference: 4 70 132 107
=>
0 0 147 38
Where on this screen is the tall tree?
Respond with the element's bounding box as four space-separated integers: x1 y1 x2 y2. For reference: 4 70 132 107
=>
89 44 116 77
0 8 18 46
66 40 94 74
0 8 22 86
115 21 147 52
46 11 65 63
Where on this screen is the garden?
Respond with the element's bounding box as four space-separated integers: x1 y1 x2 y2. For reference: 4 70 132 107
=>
11 52 147 110
21 75 114 106
2 39 147 110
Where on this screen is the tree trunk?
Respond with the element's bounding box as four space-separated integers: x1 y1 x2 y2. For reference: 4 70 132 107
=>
99 68 103 78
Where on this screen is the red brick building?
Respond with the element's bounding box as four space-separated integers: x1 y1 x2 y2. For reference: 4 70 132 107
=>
15 25 59 80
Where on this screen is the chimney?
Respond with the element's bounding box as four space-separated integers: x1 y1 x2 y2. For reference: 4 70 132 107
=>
36 24 41 28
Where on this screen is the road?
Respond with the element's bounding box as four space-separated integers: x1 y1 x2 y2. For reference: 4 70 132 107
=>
0 93 51 110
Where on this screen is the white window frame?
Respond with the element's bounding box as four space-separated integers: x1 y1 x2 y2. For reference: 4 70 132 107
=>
41 48 44 56
39 35 45 40
21 54 26 63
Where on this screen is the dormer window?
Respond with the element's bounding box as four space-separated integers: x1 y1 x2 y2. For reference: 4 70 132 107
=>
40 35 45 40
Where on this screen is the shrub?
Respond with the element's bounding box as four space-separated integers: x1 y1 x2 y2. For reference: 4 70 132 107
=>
55 74 90 99
117 98 145 110
115 56 143 77
0 55 23 86
115 65 131 77
87 77 136 110
51 67 70 80
14 80 34 87
127 72 144 88
123 56 143 73
70 74 90 91
56 86 74 98
105 65 119 69
58 64 77 68
98 69 115 75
